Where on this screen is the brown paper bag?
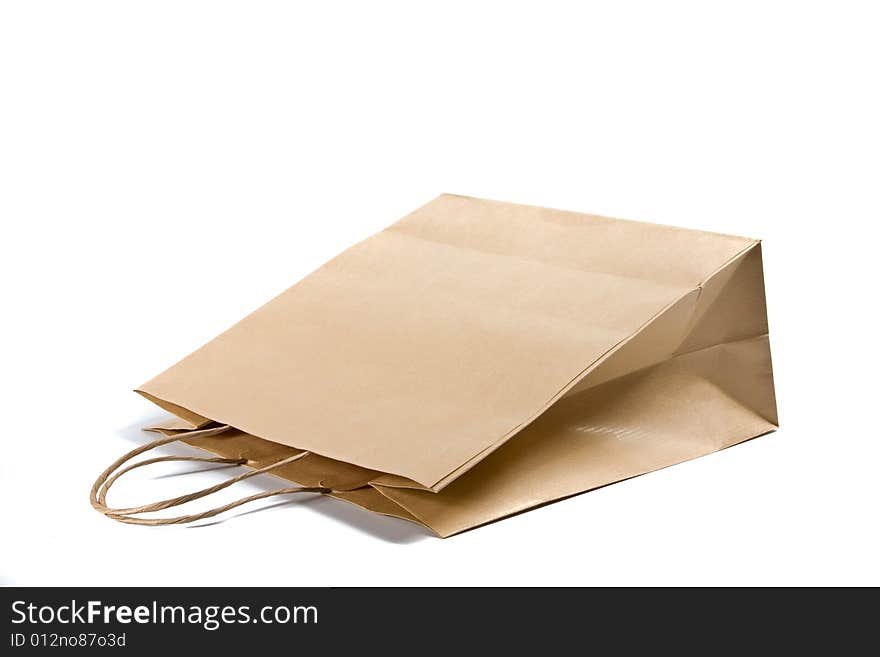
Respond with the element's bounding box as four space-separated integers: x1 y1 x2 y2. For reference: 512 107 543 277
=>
91 194 777 536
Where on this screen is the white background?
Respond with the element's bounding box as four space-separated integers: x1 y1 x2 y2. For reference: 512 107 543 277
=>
1 1 877 586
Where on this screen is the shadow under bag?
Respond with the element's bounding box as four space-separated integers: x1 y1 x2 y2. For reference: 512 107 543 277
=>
91 194 777 536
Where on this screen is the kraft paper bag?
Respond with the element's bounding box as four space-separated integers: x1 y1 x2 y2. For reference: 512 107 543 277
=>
91 194 777 536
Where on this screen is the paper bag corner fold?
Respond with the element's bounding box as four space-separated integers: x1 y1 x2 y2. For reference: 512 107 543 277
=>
100 194 776 536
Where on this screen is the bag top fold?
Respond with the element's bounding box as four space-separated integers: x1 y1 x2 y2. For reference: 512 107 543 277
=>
138 194 757 490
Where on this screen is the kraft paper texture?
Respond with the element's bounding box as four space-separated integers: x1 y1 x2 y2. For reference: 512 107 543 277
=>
137 194 777 536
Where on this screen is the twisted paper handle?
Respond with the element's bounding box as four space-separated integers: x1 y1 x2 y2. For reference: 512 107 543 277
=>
90 426 330 525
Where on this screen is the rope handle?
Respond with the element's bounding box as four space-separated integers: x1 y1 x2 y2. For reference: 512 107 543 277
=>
90 426 330 525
